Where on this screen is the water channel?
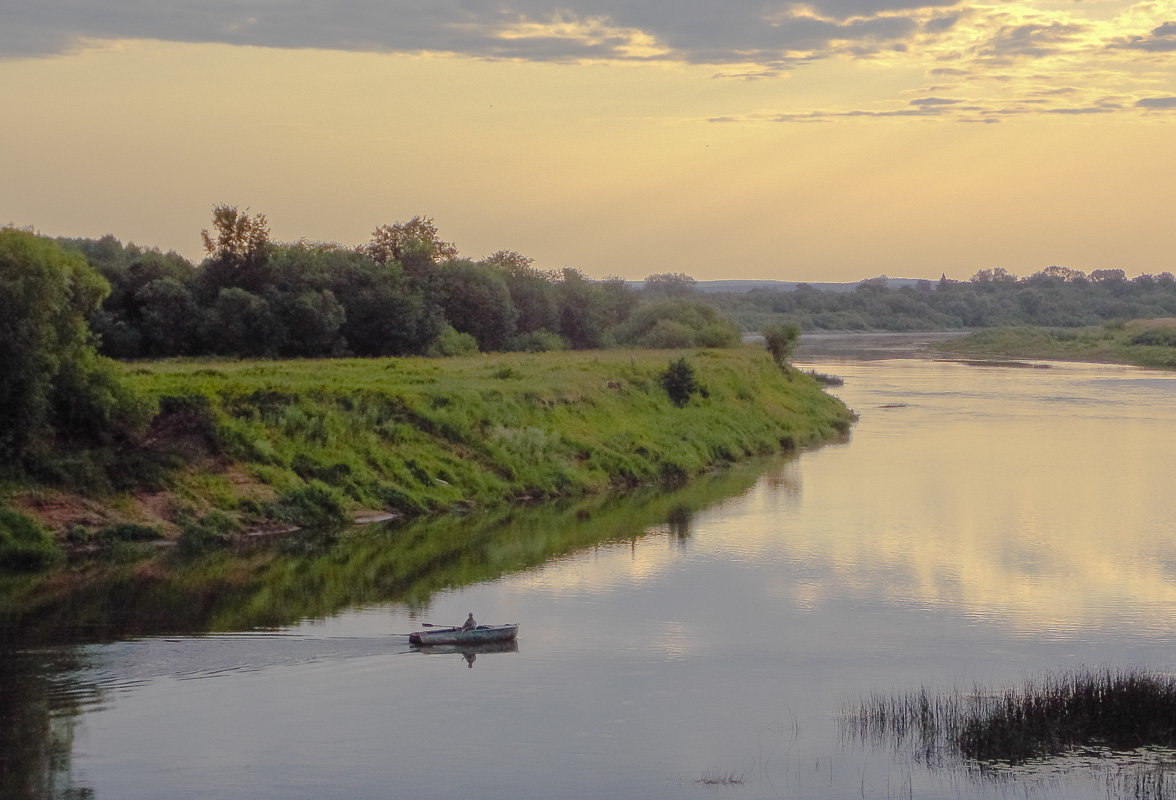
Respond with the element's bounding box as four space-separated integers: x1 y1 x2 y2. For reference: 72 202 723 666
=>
4 336 1176 799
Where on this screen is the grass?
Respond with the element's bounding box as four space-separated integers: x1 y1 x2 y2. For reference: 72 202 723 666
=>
939 320 1176 369
3 347 854 551
845 669 1176 765
0 461 775 640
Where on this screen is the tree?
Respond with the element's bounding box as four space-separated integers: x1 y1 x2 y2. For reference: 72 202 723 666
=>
363 216 458 267
643 272 697 298
0 228 144 460
134 278 199 356
970 267 1018 283
433 260 517 351
1090 268 1127 283
483 251 560 336
198 205 273 296
763 322 801 369
612 300 740 349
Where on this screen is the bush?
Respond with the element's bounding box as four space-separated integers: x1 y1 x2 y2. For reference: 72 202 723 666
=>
613 300 740 349
178 510 241 553
0 508 62 572
763 322 801 368
660 357 700 407
509 330 566 352
272 481 350 527
428 325 479 357
1131 328 1176 347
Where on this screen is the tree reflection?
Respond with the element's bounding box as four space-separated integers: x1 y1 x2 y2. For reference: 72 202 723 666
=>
0 648 98 800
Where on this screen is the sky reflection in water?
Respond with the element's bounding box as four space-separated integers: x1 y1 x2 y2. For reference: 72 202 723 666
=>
25 352 1176 799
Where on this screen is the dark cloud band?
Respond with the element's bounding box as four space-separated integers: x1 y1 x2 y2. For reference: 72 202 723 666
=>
1 0 952 63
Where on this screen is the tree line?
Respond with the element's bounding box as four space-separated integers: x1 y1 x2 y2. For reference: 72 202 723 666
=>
705 268 1176 332
61 207 740 360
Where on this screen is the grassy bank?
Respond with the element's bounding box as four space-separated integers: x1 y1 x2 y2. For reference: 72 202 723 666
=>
3 347 853 558
938 319 1176 369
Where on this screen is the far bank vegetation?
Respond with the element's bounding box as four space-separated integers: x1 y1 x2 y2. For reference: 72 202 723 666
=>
1 217 851 570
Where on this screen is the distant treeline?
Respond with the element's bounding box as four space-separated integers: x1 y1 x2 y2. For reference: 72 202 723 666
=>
703 268 1176 332
62 208 739 359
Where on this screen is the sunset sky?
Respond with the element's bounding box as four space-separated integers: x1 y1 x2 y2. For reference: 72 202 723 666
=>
2 1 1174 281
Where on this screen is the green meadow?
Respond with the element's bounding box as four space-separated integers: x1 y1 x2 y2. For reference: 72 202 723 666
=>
7 347 853 554
938 319 1176 369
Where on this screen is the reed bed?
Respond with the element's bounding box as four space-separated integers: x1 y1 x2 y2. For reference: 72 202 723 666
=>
845 669 1176 765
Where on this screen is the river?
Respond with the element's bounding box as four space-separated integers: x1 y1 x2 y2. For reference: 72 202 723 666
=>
4 337 1176 799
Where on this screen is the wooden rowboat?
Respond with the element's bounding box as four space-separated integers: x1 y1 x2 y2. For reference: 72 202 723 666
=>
408 624 519 646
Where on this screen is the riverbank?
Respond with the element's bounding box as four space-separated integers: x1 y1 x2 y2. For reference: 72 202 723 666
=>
2 347 854 563
936 320 1176 369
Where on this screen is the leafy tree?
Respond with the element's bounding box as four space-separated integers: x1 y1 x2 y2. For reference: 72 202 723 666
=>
0 228 146 460
643 272 697 298
279 290 347 356
483 250 560 335
433 260 517 351
555 268 608 349
363 216 458 266
135 277 198 356
197 205 273 297
201 288 283 356
763 322 801 369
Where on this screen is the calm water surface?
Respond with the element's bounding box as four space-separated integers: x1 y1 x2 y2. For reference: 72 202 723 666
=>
11 345 1176 799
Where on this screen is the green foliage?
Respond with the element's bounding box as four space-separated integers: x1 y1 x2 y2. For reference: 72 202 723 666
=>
660 357 700 407
613 300 741 349
0 508 61 572
509 331 566 352
433 260 517 351
272 481 351 528
1130 327 1176 347
363 215 458 266
763 322 801 368
943 321 1176 369
428 326 479 356
96 523 162 543
705 271 1176 333
0 228 149 463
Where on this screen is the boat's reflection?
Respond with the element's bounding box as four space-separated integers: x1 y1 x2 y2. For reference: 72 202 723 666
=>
413 639 519 668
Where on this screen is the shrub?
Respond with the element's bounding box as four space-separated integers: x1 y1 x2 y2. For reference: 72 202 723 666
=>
428 325 479 357
763 322 801 369
660 357 700 407
509 331 566 353
0 508 62 572
272 481 350 527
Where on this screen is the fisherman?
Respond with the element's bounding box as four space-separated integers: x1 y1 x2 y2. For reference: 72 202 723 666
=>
461 612 477 631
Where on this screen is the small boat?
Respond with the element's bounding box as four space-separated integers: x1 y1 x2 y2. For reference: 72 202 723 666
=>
408 624 519 647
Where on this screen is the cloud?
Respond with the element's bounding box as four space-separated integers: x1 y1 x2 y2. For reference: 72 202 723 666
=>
0 0 956 65
1136 96 1176 107
1111 18 1176 52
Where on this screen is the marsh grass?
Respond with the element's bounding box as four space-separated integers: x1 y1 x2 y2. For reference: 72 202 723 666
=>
695 770 746 786
846 669 1176 766
940 321 1176 369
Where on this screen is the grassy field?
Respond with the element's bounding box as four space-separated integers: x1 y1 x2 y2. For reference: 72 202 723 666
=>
938 319 1176 369
5 347 853 554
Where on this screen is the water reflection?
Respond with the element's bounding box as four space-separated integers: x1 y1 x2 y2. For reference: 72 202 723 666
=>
414 640 520 669
5 346 1176 800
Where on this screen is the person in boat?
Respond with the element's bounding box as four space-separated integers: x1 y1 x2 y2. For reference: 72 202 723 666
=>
461 612 477 631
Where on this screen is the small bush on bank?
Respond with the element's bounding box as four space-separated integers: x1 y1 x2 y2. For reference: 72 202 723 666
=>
0 508 62 572
271 481 350 528
660 357 701 407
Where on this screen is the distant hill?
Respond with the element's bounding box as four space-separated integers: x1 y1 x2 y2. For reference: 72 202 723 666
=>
629 277 931 293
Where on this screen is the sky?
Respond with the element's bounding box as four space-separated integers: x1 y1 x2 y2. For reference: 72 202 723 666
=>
2 1 1174 282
